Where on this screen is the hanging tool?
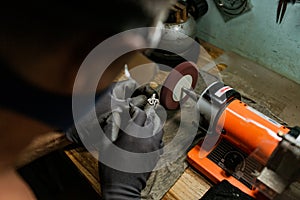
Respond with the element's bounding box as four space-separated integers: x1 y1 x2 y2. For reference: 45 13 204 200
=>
276 0 296 24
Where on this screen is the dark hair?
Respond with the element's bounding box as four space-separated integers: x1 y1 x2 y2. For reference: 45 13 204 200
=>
0 0 174 44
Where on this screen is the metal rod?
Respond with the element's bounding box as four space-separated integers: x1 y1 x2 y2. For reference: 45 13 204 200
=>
181 87 200 102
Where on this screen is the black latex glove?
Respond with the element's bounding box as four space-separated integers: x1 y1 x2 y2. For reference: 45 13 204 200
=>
99 104 164 199
99 80 164 199
66 79 145 144
66 79 165 199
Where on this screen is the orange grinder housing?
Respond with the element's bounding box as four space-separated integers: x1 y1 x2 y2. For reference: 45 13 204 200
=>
187 81 290 198
218 99 289 164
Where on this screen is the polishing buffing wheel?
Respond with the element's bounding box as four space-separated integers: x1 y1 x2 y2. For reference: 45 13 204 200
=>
160 61 198 110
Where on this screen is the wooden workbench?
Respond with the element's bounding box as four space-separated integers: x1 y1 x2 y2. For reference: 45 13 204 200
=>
64 40 300 199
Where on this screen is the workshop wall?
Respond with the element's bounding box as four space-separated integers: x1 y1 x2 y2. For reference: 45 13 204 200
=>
197 0 300 84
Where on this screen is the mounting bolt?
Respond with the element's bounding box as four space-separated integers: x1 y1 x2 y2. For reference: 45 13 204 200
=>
277 131 285 137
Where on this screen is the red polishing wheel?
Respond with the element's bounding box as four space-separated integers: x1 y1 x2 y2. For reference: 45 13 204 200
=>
160 61 198 110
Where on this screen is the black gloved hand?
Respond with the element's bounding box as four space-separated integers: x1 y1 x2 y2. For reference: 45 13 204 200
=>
98 80 164 200
66 79 165 199
99 104 164 199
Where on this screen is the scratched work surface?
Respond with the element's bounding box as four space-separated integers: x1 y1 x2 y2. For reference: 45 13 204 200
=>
65 42 300 200
213 51 300 127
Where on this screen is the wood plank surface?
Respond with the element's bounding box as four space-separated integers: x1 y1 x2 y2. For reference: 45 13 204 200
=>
162 168 212 200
